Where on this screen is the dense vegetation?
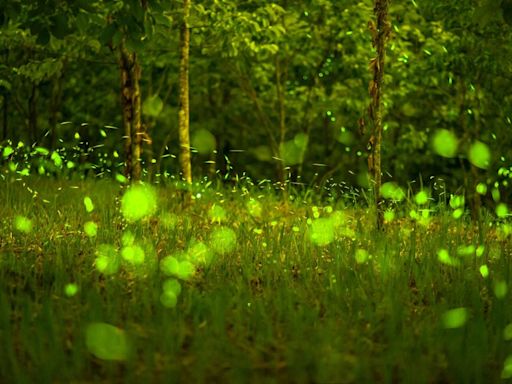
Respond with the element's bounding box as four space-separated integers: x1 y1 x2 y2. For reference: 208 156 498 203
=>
2 0 512 382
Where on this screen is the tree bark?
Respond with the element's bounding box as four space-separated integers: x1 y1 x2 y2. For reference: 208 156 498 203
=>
275 57 287 187
369 0 391 229
28 84 38 144
119 45 144 182
131 58 143 182
2 94 7 141
49 74 64 150
119 44 134 180
178 0 192 185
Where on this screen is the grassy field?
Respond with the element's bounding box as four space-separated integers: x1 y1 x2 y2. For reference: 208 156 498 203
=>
1 177 512 383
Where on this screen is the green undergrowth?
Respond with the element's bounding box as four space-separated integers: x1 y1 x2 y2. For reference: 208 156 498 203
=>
1 178 512 383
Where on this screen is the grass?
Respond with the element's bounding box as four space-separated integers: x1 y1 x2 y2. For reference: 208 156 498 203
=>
1 176 511 383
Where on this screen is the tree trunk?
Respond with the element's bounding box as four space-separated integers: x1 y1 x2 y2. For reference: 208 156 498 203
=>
28 84 38 144
2 94 7 141
119 44 134 180
178 0 192 185
368 0 391 230
49 74 64 150
131 58 143 182
2 49 7 141
119 45 144 182
275 57 287 188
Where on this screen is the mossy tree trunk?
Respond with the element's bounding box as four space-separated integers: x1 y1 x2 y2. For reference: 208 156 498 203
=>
368 0 391 229
178 0 192 186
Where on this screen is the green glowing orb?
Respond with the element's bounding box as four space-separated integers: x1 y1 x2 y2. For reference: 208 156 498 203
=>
479 265 489 278
187 241 213 265
176 260 195 280
246 199 262 218
160 291 178 308
381 182 405 201
160 256 195 280
494 281 508 299
85 322 130 361
163 278 182 296
456 245 475 257
3 146 14 157
14 216 33 233
476 183 488 195
310 218 335 246
492 188 501 202
121 184 157 222
442 307 468 329
414 190 429 205
159 213 178 229
504 324 512 341
208 204 227 223
432 129 458 158
116 173 128 184
191 129 216 154
84 221 98 237
502 355 512 379
209 227 237 255
449 194 465 209
84 196 94 213
383 209 395 222
437 249 459 266
468 141 491 169
121 245 145 264
95 244 119 275
122 231 135 247
160 256 180 276
496 203 509 218
355 248 369 264
64 283 78 297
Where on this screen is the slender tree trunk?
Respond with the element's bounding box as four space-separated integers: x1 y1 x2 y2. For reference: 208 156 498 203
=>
119 45 133 180
119 47 144 183
2 50 8 141
2 94 7 141
275 57 287 188
178 0 192 185
28 84 38 144
49 74 64 150
131 58 143 181
368 0 391 229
